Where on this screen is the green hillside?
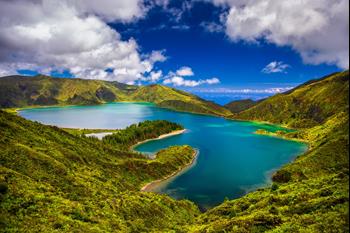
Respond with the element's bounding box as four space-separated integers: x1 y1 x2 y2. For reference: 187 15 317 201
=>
0 111 200 232
189 71 349 232
225 99 257 113
131 84 231 116
0 75 230 116
0 75 135 107
235 71 349 128
0 71 348 232
189 110 349 232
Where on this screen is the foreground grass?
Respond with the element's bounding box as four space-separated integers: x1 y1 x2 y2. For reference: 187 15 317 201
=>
0 111 199 232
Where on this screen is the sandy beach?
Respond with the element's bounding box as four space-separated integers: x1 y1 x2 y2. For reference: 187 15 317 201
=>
130 129 187 151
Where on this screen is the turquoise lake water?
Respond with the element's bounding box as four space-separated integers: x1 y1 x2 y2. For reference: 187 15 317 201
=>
19 103 307 209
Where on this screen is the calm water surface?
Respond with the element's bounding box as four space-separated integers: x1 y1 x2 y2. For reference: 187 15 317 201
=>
19 103 307 209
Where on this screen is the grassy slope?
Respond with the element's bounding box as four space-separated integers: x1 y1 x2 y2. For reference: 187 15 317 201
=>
224 99 257 113
0 111 199 232
131 84 231 116
187 71 349 232
235 71 349 128
0 75 230 116
0 75 135 107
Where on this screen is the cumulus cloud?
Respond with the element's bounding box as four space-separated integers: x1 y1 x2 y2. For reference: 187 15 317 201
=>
163 75 220 87
148 70 163 82
213 0 349 69
0 0 165 83
162 66 220 87
72 0 146 22
176 66 194 76
262 61 290 74
205 77 220 84
148 50 167 63
163 76 199 87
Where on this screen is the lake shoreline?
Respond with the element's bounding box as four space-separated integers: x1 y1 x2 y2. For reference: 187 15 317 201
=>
16 103 309 209
11 101 297 132
141 149 199 192
130 129 187 152
254 129 309 143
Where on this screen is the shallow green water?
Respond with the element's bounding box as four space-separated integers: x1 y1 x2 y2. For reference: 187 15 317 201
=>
19 103 307 209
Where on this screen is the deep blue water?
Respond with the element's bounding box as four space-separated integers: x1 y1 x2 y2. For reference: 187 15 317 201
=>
19 103 307 209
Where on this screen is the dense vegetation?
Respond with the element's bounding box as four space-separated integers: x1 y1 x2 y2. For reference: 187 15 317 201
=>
102 120 183 150
189 71 349 232
132 84 231 116
234 71 349 128
224 99 257 113
0 70 348 232
0 75 136 107
0 75 230 116
0 111 199 232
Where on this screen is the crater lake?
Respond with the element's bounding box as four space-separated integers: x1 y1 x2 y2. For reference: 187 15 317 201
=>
19 102 307 209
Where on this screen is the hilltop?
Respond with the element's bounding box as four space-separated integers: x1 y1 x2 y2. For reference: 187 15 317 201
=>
233 71 349 128
0 75 230 116
224 99 257 113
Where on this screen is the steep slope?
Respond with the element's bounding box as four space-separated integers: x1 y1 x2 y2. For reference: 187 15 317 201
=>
0 75 230 116
187 71 349 232
235 71 349 128
0 75 136 107
224 99 257 113
131 84 231 116
189 112 348 232
0 111 199 232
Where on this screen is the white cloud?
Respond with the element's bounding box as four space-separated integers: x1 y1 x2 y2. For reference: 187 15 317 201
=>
200 22 224 33
0 0 165 83
163 76 220 87
148 70 163 82
72 0 146 22
148 50 167 63
163 66 220 87
163 76 200 87
176 66 194 76
213 0 349 69
262 61 290 74
205 77 220 84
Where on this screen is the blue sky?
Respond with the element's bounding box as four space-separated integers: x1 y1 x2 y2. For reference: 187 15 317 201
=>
1 0 348 104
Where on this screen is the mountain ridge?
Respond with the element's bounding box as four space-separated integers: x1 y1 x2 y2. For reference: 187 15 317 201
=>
232 71 349 128
0 75 231 116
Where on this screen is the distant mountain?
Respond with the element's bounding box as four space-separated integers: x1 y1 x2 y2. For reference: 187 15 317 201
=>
234 71 349 128
0 75 135 107
224 99 257 113
0 75 230 116
131 84 231 116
